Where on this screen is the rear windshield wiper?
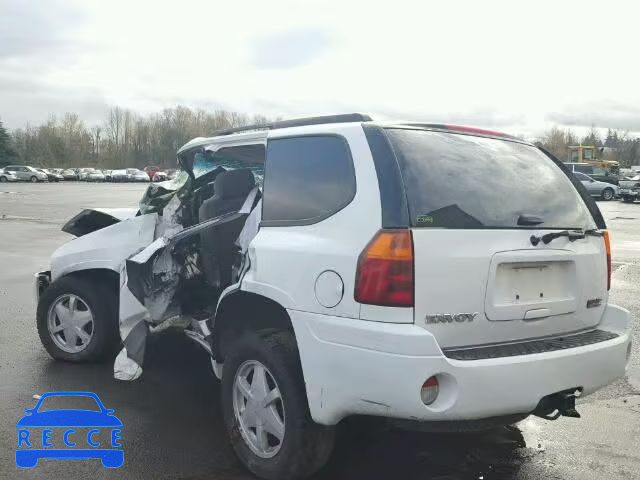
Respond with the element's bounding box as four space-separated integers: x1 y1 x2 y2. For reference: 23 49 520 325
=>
530 229 603 246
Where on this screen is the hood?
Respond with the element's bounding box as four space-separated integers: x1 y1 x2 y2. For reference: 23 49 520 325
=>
62 208 139 237
51 213 157 281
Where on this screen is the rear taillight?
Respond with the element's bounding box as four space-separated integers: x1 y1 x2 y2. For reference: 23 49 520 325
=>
604 230 612 290
354 230 414 307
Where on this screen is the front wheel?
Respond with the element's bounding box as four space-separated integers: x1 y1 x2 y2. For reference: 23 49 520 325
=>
221 330 334 480
30 176 38 183
0 176 7 183
37 276 119 362
601 188 614 201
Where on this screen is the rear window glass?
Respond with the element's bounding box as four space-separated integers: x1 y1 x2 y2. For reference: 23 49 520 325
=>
385 129 595 229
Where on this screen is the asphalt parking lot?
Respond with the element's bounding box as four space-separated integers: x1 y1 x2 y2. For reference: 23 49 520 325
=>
1 182 639 479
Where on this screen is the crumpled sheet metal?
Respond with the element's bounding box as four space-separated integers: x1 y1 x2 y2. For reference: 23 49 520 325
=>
114 187 262 382
115 206 184 381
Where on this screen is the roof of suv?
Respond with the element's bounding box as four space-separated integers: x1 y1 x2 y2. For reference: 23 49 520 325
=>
177 113 530 154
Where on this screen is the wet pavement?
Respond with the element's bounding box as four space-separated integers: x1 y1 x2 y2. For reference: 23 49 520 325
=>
1 182 639 479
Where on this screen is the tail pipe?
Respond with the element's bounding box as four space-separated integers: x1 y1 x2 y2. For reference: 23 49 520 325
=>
533 388 582 420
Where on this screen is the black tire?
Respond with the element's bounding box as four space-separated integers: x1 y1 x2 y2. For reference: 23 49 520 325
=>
622 196 635 203
601 188 614 201
0 176 7 183
37 276 119 363
221 330 335 480
30 176 37 183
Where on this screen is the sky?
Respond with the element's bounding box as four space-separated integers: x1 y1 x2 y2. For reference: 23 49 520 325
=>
1 0 640 139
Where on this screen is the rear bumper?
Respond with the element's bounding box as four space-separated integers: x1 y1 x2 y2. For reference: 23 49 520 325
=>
290 304 631 425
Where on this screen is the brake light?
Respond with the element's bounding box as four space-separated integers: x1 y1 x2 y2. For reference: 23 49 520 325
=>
604 230 611 290
443 124 508 138
354 230 414 307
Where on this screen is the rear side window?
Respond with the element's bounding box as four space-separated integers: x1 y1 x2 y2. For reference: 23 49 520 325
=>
262 135 355 226
385 129 595 230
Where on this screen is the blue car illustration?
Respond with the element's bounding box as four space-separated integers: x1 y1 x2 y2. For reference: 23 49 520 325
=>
16 391 123 468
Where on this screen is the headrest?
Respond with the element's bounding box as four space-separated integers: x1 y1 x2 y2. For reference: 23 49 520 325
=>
214 169 256 199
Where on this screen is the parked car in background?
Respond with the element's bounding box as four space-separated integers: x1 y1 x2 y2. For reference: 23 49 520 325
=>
62 168 79 181
77 168 96 181
152 170 168 182
564 162 619 185
37 168 63 182
0 168 19 182
574 172 618 200
3 165 48 182
143 165 161 180
48 168 65 176
103 170 113 182
619 174 640 203
127 168 150 182
110 169 129 182
86 169 106 182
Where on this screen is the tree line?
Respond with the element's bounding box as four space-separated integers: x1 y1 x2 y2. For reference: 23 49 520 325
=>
0 107 270 169
1 107 639 168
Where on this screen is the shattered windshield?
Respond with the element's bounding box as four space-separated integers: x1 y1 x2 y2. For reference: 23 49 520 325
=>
193 146 265 186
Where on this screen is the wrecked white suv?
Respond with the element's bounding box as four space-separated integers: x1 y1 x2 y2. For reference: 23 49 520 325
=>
35 114 632 479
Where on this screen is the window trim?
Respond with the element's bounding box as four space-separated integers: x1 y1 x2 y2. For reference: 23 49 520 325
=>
363 125 410 228
261 133 357 227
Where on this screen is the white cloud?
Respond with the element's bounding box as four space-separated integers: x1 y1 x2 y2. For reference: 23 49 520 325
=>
1 0 639 137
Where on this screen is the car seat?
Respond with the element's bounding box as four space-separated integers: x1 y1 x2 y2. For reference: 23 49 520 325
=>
198 169 256 290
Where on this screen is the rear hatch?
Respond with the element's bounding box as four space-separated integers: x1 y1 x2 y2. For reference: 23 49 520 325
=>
385 128 608 349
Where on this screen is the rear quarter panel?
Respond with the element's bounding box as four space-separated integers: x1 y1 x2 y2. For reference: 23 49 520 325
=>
241 124 382 319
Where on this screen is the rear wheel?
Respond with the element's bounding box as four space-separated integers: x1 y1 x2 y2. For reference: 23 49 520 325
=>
601 188 614 201
221 330 335 480
37 276 119 362
0 176 6 182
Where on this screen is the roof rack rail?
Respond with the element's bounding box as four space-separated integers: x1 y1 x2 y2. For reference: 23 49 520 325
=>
211 113 372 137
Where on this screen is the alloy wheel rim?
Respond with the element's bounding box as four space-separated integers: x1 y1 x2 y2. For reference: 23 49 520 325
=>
232 360 285 458
47 294 94 353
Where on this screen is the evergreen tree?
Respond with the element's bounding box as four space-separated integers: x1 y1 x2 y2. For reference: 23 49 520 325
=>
0 119 16 167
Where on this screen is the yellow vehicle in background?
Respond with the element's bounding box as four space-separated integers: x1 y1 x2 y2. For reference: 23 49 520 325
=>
565 146 620 185
568 145 620 175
